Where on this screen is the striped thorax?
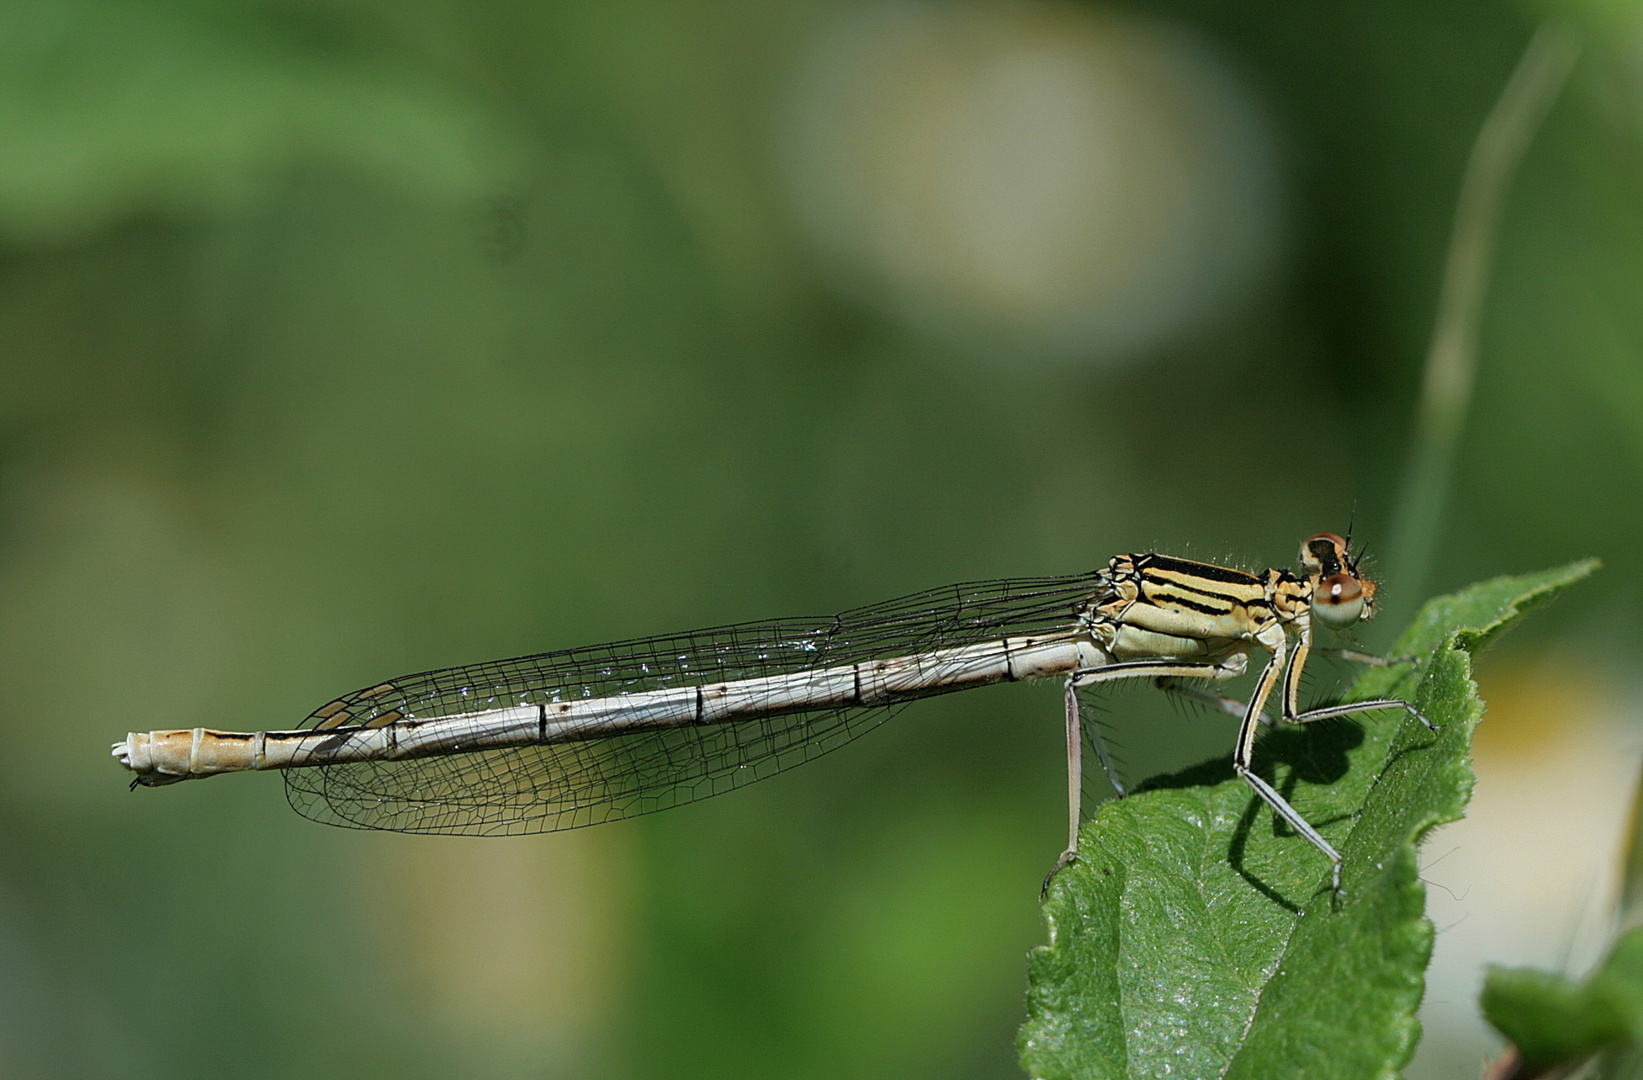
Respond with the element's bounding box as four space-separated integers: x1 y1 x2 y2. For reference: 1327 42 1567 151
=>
1084 533 1369 665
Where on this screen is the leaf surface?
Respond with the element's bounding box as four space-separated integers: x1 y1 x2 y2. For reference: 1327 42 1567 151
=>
1020 561 1598 1080
1483 922 1643 1075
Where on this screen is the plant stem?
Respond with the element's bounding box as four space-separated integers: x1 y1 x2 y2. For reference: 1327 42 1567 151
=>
1384 24 1579 615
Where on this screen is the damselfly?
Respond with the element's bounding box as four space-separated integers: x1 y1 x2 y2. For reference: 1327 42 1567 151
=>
114 533 1429 892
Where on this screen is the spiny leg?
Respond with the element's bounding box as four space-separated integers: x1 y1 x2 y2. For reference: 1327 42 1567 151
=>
1288 697 1437 730
1042 658 1243 895
1076 686 1127 799
1311 647 1416 668
1046 679 1084 884
1156 676 1252 721
1238 768 1345 894
1234 641 1346 895
1235 620 1434 896
1283 627 1436 731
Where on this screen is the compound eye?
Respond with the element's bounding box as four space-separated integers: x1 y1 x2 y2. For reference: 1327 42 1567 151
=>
1311 572 1366 628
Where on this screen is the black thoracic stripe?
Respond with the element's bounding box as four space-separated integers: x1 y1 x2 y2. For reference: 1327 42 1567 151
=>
1142 565 1269 607
1141 591 1227 616
1137 553 1260 586
1145 572 1255 605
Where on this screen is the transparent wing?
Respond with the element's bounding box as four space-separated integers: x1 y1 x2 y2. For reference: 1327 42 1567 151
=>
284 571 1107 835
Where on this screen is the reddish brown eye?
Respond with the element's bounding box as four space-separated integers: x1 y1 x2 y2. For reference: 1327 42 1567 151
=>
1311 572 1367 628
1321 573 1362 605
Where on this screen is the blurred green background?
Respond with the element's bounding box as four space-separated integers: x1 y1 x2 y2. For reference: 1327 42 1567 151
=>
2 0 1640 1077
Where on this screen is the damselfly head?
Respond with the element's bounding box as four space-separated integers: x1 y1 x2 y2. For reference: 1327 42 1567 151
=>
1300 532 1376 628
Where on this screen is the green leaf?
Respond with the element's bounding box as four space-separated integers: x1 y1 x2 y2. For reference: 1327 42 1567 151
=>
1019 560 1598 1080
1482 924 1643 1075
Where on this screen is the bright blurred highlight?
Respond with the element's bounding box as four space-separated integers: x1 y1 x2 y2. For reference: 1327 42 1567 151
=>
781 1 1281 362
1409 651 1642 1078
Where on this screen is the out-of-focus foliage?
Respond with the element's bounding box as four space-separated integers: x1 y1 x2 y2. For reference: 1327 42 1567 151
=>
1483 923 1643 1075
0 0 1638 1078
1023 562 1594 1080
0 0 525 243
